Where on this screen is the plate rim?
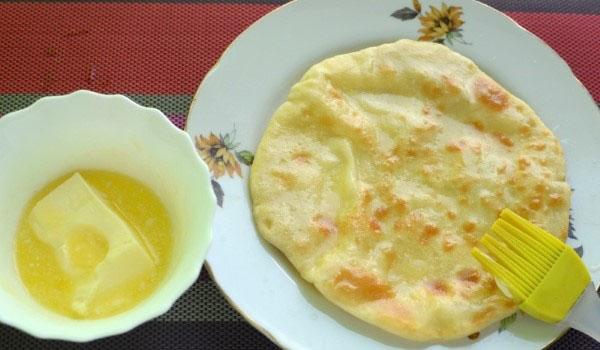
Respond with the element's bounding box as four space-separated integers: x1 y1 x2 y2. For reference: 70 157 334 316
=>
186 0 598 348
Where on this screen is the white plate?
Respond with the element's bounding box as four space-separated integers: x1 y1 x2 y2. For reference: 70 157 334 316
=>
186 0 600 348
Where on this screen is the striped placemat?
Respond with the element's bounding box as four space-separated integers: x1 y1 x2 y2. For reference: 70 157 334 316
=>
0 1 598 349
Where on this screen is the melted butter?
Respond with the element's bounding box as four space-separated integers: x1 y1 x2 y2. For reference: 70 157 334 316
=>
15 170 173 319
67 227 109 272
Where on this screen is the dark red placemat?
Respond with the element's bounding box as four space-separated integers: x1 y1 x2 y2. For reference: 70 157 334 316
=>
0 1 598 349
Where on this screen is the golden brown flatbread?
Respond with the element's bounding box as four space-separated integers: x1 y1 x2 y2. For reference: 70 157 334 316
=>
250 39 570 341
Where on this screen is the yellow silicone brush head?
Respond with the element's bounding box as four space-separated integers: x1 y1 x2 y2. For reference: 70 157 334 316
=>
472 208 590 323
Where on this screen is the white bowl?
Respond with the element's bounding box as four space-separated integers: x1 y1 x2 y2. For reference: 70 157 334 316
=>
0 90 216 341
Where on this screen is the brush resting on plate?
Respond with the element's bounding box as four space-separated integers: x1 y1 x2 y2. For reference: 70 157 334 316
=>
473 208 600 342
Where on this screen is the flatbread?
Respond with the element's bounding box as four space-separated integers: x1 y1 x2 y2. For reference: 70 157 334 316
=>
250 39 570 341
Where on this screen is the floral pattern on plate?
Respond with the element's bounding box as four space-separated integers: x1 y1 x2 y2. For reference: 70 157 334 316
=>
195 127 253 207
391 0 468 45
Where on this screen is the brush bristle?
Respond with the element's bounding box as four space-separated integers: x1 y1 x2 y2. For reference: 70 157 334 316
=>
472 209 565 302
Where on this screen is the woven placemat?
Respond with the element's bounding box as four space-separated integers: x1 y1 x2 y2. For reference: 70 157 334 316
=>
0 0 598 348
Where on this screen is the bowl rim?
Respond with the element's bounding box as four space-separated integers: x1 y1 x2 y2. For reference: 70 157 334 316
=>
0 90 216 342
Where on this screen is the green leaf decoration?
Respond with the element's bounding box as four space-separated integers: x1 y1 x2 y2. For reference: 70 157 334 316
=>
222 133 232 148
499 313 517 333
445 30 469 45
567 208 583 257
391 7 419 21
211 179 224 207
568 211 576 239
236 150 254 166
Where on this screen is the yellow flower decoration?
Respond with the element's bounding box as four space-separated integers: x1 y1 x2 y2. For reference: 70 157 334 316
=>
196 133 242 179
418 3 465 44
412 0 422 14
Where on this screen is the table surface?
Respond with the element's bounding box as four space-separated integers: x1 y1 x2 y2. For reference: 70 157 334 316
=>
1 0 599 349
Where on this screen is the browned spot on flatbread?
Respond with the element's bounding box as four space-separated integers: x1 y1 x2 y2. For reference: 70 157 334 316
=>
472 121 485 131
497 163 508 175
384 155 400 168
482 276 499 292
415 118 440 133
424 224 439 236
362 190 373 205
520 125 532 136
428 279 452 295
313 214 338 237
472 306 496 324
462 221 477 233
503 299 518 309
292 151 311 163
262 218 273 230
534 183 548 194
372 299 417 331
529 196 543 211
442 75 461 94
457 267 481 283
528 142 546 151
445 143 462 153
518 157 531 170
374 206 389 220
391 196 407 213
271 171 296 189
515 206 531 219
436 102 447 113
393 219 404 232
369 218 382 233
548 193 564 207
464 232 479 246
459 183 471 194
382 247 397 272
329 87 343 100
377 63 397 76
333 268 395 302
474 77 509 111
421 80 444 99
421 224 440 244
442 236 458 252
496 133 514 147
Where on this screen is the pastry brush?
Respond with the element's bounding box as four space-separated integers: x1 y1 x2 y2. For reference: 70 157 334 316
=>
472 208 600 341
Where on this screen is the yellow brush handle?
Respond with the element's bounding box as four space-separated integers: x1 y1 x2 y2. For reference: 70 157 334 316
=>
520 246 590 323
